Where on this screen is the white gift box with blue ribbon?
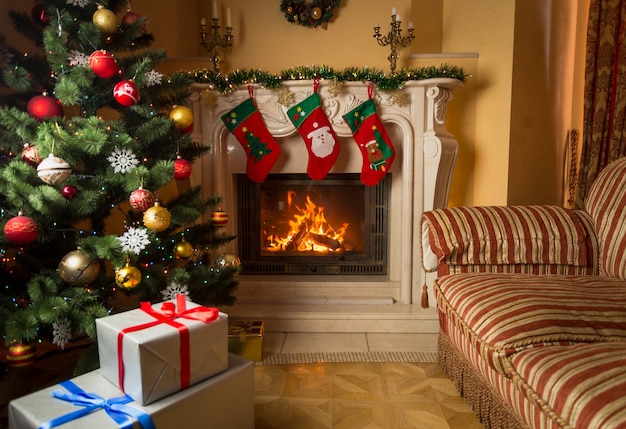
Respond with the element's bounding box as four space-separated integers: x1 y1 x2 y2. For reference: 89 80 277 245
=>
8 354 254 429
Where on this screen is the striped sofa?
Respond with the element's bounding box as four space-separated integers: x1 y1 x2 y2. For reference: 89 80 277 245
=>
421 157 626 429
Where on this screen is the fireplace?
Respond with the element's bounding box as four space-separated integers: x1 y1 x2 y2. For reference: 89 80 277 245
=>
237 173 390 275
187 78 461 316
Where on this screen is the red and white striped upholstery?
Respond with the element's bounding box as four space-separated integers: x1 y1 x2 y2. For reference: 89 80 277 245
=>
508 342 626 429
423 205 598 277
436 273 626 376
585 157 626 279
424 157 626 428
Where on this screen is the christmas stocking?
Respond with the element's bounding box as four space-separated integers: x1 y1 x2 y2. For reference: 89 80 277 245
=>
342 88 396 186
287 81 340 180
221 96 280 183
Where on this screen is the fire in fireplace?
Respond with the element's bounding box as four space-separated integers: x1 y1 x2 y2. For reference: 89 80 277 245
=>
237 173 390 275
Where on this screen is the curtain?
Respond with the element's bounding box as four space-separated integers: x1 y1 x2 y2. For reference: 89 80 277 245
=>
576 0 626 208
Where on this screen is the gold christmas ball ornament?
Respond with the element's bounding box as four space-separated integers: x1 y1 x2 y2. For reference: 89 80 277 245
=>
169 105 194 130
92 5 118 34
115 263 142 289
214 253 241 270
143 202 171 232
58 249 101 286
210 210 229 227
311 6 322 20
174 239 194 260
6 343 37 367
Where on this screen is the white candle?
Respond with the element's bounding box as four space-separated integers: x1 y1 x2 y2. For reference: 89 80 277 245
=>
212 1 218 19
200 17 206 26
408 21 414 29
396 13 401 22
392 6 397 16
226 8 231 27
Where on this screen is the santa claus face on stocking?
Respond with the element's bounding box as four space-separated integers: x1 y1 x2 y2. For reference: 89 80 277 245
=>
307 123 336 158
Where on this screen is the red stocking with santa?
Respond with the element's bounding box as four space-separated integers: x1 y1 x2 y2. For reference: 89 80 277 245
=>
287 80 340 180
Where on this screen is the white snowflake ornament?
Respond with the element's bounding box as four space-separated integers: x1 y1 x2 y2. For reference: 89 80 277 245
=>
107 147 139 173
145 70 164 87
161 282 190 301
66 0 90 7
68 50 89 67
118 227 151 255
53 318 72 349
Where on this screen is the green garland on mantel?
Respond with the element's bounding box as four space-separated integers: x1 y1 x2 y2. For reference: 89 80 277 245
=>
184 64 467 94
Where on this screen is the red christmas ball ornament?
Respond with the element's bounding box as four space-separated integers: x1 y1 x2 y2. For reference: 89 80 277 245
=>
62 185 78 200
27 94 63 121
31 5 49 26
89 50 118 79
22 144 41 166
129 187 156 212
122 10 146 32
6 343 36 367
113 80 141 106
210 210 229 227
4 212 39 245
173 157 192 180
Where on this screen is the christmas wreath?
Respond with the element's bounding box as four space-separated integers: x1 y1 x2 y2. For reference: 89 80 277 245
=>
280 0 342 29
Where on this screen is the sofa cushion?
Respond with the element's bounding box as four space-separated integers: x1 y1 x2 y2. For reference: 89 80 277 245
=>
585 157 626 279
423 205 598 276
507 342 626 429
435 273 626 377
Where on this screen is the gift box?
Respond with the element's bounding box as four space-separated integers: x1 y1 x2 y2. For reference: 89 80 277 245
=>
96 295 228 405
8 353 254 429
228 320 264 362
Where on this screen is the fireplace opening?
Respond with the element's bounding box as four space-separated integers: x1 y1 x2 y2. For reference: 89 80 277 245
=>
237 173 390 275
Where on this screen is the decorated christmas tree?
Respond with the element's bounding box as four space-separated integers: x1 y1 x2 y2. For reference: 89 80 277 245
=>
0 0 239 370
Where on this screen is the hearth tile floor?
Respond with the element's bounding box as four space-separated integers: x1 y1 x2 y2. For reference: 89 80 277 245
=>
263 332 438 354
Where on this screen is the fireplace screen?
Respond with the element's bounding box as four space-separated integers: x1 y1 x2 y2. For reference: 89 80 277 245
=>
237 173 390 275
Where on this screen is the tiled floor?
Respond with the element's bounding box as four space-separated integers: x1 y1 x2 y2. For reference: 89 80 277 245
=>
254 332 484 428
263 332 439 355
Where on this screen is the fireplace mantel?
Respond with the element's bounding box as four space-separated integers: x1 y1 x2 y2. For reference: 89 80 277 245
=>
187 78 461 332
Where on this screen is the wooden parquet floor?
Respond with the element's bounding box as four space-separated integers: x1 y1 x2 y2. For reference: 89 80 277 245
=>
254 361 484 429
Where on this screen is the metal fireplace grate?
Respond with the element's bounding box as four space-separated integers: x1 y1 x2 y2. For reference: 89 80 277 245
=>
236 173 390 275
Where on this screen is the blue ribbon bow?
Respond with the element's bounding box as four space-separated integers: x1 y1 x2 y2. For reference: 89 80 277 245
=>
39 380 156 429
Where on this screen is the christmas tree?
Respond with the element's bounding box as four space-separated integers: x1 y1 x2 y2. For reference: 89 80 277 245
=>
0 0 239 370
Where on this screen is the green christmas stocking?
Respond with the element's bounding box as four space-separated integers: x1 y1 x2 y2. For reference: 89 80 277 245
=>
222 97 280 183
342 94 396 186
287 84 340 180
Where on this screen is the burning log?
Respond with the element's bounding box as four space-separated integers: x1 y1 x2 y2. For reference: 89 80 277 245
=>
286 223 309 250
309 233 342 251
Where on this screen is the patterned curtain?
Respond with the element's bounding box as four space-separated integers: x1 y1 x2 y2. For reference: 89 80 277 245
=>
576 0 626 208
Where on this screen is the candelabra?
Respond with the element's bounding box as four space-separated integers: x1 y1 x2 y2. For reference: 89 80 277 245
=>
200 17 233 72
373 12 415 74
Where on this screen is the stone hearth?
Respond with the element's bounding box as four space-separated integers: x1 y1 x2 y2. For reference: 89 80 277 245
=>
187 78 461 339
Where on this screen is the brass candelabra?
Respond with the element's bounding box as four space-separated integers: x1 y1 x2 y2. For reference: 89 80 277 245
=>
373 11 414 74
200 16 233 72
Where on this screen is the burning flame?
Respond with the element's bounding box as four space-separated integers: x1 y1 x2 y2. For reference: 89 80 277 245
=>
265 193 348 253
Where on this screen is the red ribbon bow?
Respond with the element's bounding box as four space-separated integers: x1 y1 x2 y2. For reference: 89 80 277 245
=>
116 295 219 392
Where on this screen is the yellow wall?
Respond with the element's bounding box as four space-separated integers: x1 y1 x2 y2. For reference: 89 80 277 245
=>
2 0 588 208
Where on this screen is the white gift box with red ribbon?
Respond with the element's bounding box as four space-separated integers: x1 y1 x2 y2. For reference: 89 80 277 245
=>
96 295 228 405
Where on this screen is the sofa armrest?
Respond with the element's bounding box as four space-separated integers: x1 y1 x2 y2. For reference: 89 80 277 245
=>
422 205 599 276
